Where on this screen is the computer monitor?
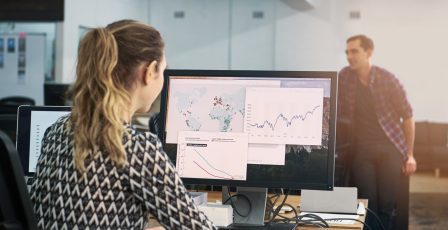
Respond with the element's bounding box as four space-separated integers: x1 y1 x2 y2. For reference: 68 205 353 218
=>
16 106 71 176
43 83 72 106
160 70 337 226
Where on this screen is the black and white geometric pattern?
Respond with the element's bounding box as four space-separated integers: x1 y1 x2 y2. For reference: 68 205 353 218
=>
30 116 216 230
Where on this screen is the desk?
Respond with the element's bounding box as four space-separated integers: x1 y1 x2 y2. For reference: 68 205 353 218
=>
147 192 367 230
206 191 367 230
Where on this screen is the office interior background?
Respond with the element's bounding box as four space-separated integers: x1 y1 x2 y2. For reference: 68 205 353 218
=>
1 0 447 229
1 0 447 122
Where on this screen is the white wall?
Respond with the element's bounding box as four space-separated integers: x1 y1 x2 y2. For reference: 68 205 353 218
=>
150 0 448 122
148 0 230 69
146 0 343 71
333 0 448 122
229 0 275 70
56 0 149 83
51 0 447 122
148 0 277 70
275 0 340 71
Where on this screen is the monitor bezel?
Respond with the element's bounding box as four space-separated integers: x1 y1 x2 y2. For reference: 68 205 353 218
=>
159 70 337 190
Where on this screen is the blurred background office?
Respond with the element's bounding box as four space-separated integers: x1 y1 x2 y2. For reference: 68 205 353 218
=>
1 0 447 229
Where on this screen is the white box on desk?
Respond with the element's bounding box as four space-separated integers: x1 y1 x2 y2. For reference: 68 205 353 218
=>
189 192 208 206
198 203 233 227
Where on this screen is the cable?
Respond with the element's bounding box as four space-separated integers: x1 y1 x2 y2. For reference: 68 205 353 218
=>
262 192 374 230
271 203 299 225
290 214 328 228
297 213 330 228
365 207 386 230
222 189 252 217
266 191 282 219
263 195 375 230
266 189 290 224
280 203 298 222
324 218 372 230
295 220 327 228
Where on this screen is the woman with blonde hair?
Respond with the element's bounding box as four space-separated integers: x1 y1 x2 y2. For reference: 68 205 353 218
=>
31 19 216 230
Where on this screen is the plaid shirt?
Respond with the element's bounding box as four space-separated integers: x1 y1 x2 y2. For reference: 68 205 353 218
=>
338 65 413 159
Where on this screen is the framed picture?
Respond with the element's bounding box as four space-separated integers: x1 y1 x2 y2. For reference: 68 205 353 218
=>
0 38 4 52
7 38 15 53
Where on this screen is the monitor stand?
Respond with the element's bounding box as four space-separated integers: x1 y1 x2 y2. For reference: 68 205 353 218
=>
221 187 296 230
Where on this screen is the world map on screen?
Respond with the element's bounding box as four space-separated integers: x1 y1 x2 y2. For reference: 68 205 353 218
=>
173 87 245 132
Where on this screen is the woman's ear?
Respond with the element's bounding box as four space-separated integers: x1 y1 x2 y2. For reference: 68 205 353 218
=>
144 60 158 85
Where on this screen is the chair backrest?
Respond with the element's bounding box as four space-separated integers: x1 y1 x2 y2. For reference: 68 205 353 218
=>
0 114 18 144
429 122 448 147
0 130 38 230
0 96 35 115
148 112 163 141
0 96 35 106
415 121 430 146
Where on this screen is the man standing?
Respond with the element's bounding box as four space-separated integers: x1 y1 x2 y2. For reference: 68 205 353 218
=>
338 35 417 229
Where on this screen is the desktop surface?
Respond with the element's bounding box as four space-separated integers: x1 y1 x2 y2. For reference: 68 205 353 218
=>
218 223 297 230
205 191 366 230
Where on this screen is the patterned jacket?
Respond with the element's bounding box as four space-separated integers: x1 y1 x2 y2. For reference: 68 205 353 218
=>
30 115 216 230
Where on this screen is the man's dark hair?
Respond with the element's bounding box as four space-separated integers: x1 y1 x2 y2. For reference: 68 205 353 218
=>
347 34 374 51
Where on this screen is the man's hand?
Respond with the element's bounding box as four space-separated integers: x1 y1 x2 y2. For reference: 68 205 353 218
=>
403 155 417 176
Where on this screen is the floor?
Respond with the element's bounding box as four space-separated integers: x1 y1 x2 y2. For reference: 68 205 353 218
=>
409 172 448 229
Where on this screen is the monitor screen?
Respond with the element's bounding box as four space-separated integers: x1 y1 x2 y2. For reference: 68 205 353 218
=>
0 0 64 22
160 70 337 191
43 83 71 106
16 106 70 175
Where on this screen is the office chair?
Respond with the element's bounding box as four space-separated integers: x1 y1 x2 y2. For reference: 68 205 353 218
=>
0 96 35 115
148 112 162 140
0 130 38 230
0 96 35 106
0 114 18 143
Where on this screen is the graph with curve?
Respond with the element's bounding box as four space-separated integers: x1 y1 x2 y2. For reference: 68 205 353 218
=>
244 87 324 145
176 131 248 180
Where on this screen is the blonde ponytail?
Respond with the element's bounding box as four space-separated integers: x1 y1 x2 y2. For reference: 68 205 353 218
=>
71 28 129 172
69 20 164 172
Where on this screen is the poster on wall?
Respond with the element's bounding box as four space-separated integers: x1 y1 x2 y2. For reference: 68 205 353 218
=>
17 35 26 84
0 53 3 68
18 54 26 68
0 38 4 69
0 34 45 105
0 38 4 52
7 38 15 53
18 36 26 52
